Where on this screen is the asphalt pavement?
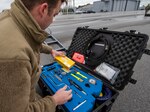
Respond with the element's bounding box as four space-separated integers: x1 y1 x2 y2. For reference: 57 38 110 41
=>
40 10 150 112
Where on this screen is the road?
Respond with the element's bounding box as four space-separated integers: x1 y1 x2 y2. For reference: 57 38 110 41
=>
41 10 150 112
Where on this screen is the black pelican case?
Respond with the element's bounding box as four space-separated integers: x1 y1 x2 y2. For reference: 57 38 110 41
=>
39 27 150 112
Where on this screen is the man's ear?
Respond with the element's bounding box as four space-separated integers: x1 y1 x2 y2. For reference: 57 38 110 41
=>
38 3 49 18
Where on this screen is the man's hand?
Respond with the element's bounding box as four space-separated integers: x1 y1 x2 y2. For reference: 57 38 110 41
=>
51 50 65 58
52 85 72 105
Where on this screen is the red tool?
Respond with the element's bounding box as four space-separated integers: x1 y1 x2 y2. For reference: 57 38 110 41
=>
72 52 85 64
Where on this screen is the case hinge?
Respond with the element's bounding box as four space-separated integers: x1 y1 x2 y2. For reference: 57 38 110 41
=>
143 49 150 55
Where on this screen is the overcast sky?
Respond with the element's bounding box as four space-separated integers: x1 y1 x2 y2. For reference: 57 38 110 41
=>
0 0 150 12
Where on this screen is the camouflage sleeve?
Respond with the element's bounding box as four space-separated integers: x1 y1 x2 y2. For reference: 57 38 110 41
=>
40 44 53 54
0 60 56 112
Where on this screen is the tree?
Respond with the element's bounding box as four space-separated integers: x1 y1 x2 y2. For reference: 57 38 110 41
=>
145 4 150 16
61 7 75 15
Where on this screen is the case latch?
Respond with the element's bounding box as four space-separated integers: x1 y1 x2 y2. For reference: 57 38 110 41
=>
129 78 137 84
143 49 150 55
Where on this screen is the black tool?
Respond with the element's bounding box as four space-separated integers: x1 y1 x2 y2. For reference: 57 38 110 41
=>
74 90 82 98
54 74 62 82
68 78 87 95
47 66 56 71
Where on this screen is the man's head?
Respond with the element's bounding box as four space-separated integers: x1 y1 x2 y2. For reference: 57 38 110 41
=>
21 0 67 29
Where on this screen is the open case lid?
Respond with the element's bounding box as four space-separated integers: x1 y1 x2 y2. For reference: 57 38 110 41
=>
66 27 149 90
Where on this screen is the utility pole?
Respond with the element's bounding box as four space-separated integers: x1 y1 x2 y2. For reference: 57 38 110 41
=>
73 0 75 8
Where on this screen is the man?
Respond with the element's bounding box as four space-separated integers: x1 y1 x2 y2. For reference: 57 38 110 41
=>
0 0 72 112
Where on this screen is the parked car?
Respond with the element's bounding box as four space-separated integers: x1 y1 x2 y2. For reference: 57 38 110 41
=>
75 10 83 14
86 10 96 13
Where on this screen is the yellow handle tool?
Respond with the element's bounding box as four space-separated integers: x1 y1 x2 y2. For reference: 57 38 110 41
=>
71 73 83 82
76 72 88 79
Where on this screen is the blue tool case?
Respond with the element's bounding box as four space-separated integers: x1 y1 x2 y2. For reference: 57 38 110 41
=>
39 27 150 112
41 62 103 112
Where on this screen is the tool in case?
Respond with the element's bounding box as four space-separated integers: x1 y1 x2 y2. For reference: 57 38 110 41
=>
40 27 150 112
